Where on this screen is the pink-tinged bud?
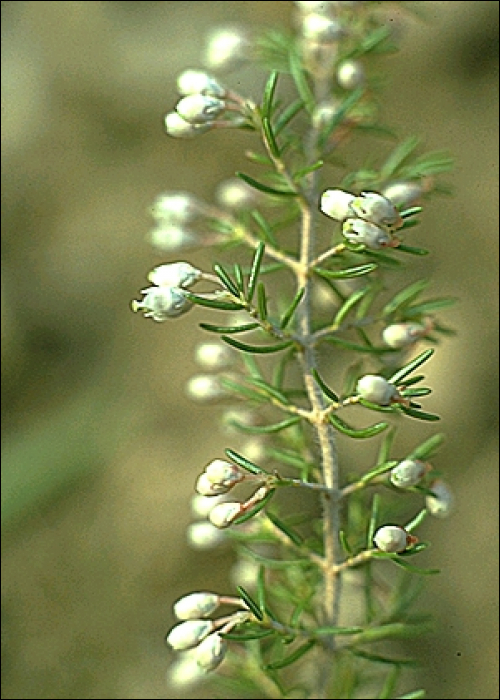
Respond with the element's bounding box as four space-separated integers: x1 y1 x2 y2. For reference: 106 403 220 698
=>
209 501 243 528
382 322 427 349
349 191 402 228
147 262 202 289
426 479 454 518
194 342 235 370
390 459 428 489
186 521 226 550
176 94 226 125
173 592 220 620
193 632 227 671
131 286 192 321
381 180 425 209
336 59 365 89
320 188 356 221
166 619 213 650
342 218 394 249
176 69 226 97
356 374 399 406
373 525 415 553
205 459 243 487
164 111 211 138
195 473 230 496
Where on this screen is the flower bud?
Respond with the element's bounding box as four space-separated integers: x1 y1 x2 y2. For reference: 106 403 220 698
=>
173 592 221 620
147 262 202 289
312 99 342 129
176 69 226 97
186 521 226 549
390 459 428 489
164 111 211 138
348 191 402 228
301 13 344 42
131 286 192 321
167 651 206 689
426 479 454 518
176 94 226 125
373 525 411 553
185 374 228 402
356 374 399 405
320 188 356 221
205 459 243 487
166 619 213 651
381 180 424 209
203 25 250 73
336 59 365 89
150 191 202 224
382 322 427 349
193 632 227 672
209 501 243 528
190 493 227 518
194 342 235 370
195 472 230 496
342 218 393 249
147 224 198 252
215 177 259 210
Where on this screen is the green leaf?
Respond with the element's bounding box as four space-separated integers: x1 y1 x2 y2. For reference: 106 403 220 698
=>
266 511 303 546
247 241 266 303
280 288 305 329
288 45 315 113
312 368 339 402
257 281 268 321
262 71 279 118
329 414 389 439
199 321 260 334
230 416 301 434
360 460 399 484
183 291 245 311
397 405 441 422
406 297 457 316
236 586 264 621
225 448 269 475
408 433 445 461
382 279 430 317
367 493 380 546
223 628 275 641
324 337 388 354
339 529 353 555
397 690 426 699
333 287 371 326
389 348 434 384
380 136 421 180
319 86 364 150
236 171 297 197
222 335 294 355
274 98 305 134
262 116 281 158
213 263 240 296
404 509 429 534
250 209 279 246
358 398 397 413
350 649 417 666
293 160 324 182
390 558 440 575
234 263 244 292
264 640 316 670
314 625 363 636
246 376 291 404
395 244 429 256
315 263 377 280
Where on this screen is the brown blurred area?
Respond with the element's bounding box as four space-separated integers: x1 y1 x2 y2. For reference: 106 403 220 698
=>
1 2 498 699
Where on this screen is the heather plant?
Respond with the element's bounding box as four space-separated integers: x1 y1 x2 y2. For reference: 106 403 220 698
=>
131 2 455 698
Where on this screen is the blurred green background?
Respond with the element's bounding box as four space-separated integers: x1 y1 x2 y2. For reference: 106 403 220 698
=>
1 2 498 699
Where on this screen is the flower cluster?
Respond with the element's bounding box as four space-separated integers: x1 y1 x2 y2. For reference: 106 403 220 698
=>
131 261 203 321
320 188 403 249
166 591 251 675
164 69 252 139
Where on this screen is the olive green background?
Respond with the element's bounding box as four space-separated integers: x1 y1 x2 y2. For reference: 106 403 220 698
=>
1 2 498 699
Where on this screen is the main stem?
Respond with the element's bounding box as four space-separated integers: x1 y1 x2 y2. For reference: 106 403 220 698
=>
296 97 342 698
